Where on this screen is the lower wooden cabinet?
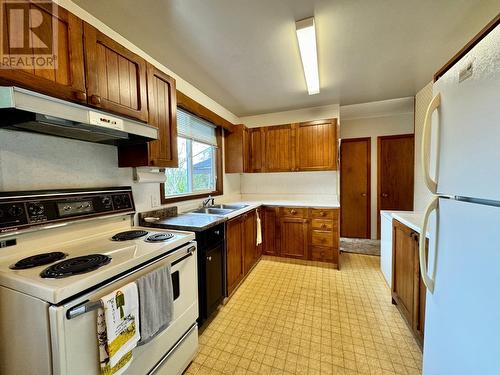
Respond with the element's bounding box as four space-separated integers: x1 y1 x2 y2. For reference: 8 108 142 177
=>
226 217 244 296
226 209 260 296
262 207 278 256
392 219 427 347
279 217 308 259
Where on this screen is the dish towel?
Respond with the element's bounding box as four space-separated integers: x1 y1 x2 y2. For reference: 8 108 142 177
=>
99 283 140 370
136 264 174 345
256 210 262 246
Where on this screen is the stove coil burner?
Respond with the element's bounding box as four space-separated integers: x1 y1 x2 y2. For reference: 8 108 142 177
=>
111 230 149 241
145 233 175 243
40 254 111 279
10 252 67 270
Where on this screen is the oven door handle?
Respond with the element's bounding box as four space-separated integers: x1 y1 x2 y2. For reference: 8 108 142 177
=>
66 242 196 320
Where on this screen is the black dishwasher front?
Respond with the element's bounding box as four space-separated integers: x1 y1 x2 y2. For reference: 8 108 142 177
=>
196 223 225 326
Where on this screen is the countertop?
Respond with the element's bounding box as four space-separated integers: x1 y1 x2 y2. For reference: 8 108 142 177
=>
381 210 429 238
143 199 339 232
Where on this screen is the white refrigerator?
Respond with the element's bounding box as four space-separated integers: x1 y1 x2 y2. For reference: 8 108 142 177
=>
419 21 500 374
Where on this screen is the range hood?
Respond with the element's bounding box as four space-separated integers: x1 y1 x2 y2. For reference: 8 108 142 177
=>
0 86 158 144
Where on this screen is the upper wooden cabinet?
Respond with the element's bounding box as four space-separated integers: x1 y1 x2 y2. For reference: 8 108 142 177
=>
0 1 86 103
264 125 295 172
249 128 264 172
224 119 338 173
295 119 337 171
224 124 249 173
118 64 178 168
83 23 148 122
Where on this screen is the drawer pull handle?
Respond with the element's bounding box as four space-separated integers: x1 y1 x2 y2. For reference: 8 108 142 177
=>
290 209 297 215
321 224 327 229
320 211 326 217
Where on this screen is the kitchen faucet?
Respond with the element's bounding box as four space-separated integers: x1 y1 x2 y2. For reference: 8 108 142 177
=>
202 195 215 207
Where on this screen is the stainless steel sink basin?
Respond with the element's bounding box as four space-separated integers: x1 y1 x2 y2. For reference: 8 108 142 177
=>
191 207 234 215
210 204 249 210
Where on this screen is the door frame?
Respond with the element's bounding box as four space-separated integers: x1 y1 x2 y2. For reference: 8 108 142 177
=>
340 137 371 239
377 134 415 238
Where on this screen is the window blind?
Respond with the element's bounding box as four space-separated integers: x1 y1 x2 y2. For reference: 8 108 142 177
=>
177 108 217 146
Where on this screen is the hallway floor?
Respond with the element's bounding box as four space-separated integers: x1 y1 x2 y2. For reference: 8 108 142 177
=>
186 254 422 375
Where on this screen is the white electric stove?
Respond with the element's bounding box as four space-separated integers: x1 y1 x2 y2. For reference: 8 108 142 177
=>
0 187 199 375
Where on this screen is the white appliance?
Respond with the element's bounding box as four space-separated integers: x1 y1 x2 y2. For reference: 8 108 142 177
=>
419 20 500 374
0 187 198 375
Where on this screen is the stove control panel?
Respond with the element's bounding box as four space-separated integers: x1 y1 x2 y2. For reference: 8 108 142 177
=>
0 187 135 234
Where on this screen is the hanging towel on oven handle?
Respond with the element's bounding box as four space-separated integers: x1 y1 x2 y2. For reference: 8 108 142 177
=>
136 264 174 345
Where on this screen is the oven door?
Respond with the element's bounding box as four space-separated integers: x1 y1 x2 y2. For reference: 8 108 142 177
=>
48 242 199 375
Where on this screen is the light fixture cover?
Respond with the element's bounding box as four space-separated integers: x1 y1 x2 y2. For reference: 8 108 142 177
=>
296 17 320 95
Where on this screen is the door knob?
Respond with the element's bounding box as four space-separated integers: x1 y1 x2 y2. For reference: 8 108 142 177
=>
90 95 101 105
381 193 388 198
361 193 367 197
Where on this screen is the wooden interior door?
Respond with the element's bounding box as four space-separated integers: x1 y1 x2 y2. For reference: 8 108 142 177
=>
295 119 337 171
340 137 371 239
226 217 243 296
378 134 415 237
0 1 86 103
264 125 294 172
83 23 148 122
279 217 308 259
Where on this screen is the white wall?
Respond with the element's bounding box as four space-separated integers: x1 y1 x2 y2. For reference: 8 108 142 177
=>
241 172 338 202
0 0 241 219
413 82 434 212
340 98 414 239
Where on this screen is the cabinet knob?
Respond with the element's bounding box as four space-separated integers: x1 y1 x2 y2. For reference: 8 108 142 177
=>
381 193 389 198
320 211 326 217
90 95 101 105
214 230 220 235
290 209 297 215
207 256 212 261
321 224 327 229
74 91 87 102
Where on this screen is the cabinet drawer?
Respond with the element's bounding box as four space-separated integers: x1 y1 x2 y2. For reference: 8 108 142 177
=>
311 247 335 262
280 207 307 218
311 230 334 247
311 219 336 231
311 208 336 219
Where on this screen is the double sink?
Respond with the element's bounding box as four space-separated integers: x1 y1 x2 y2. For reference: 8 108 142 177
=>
190 204 248 216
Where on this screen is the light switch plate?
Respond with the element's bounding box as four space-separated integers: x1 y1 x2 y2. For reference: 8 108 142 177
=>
151 194 160 208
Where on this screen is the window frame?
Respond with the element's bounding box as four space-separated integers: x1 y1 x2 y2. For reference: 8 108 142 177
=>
160 120 223 204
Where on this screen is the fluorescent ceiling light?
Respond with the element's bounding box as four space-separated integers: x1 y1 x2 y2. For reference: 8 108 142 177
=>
295 17 320 95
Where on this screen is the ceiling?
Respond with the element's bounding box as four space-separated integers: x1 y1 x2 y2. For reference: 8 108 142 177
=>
72 0 499 117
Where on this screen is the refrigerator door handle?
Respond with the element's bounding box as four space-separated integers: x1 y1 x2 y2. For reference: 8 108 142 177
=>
421 93 441 194
420 196 438 293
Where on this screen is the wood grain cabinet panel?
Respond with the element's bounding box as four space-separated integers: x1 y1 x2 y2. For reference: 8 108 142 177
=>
243 210 257 274
295 119 337 171
0 1 86 103
280 207 307 218
249 128 264 172
83 23 148 122
226 217 244 296
262 207 278 256
224 124 250 173
279 217 308 259
392 219 427 347
118 64 178 167
264 125 295 172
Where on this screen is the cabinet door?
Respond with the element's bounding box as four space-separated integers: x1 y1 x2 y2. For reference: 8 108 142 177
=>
205 244 224 317
264 125 295 172
249 128 264 172
295 119 337 171
280 217 308 259
226 217 243 296
0 2 86 103
392 220 417 326
243 211 257 274
83 23 148 122
263 207 278 256
224 124 250 173
145 64 177 166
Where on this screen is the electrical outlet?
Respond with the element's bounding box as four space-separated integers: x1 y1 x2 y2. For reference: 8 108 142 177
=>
150 194 160 208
